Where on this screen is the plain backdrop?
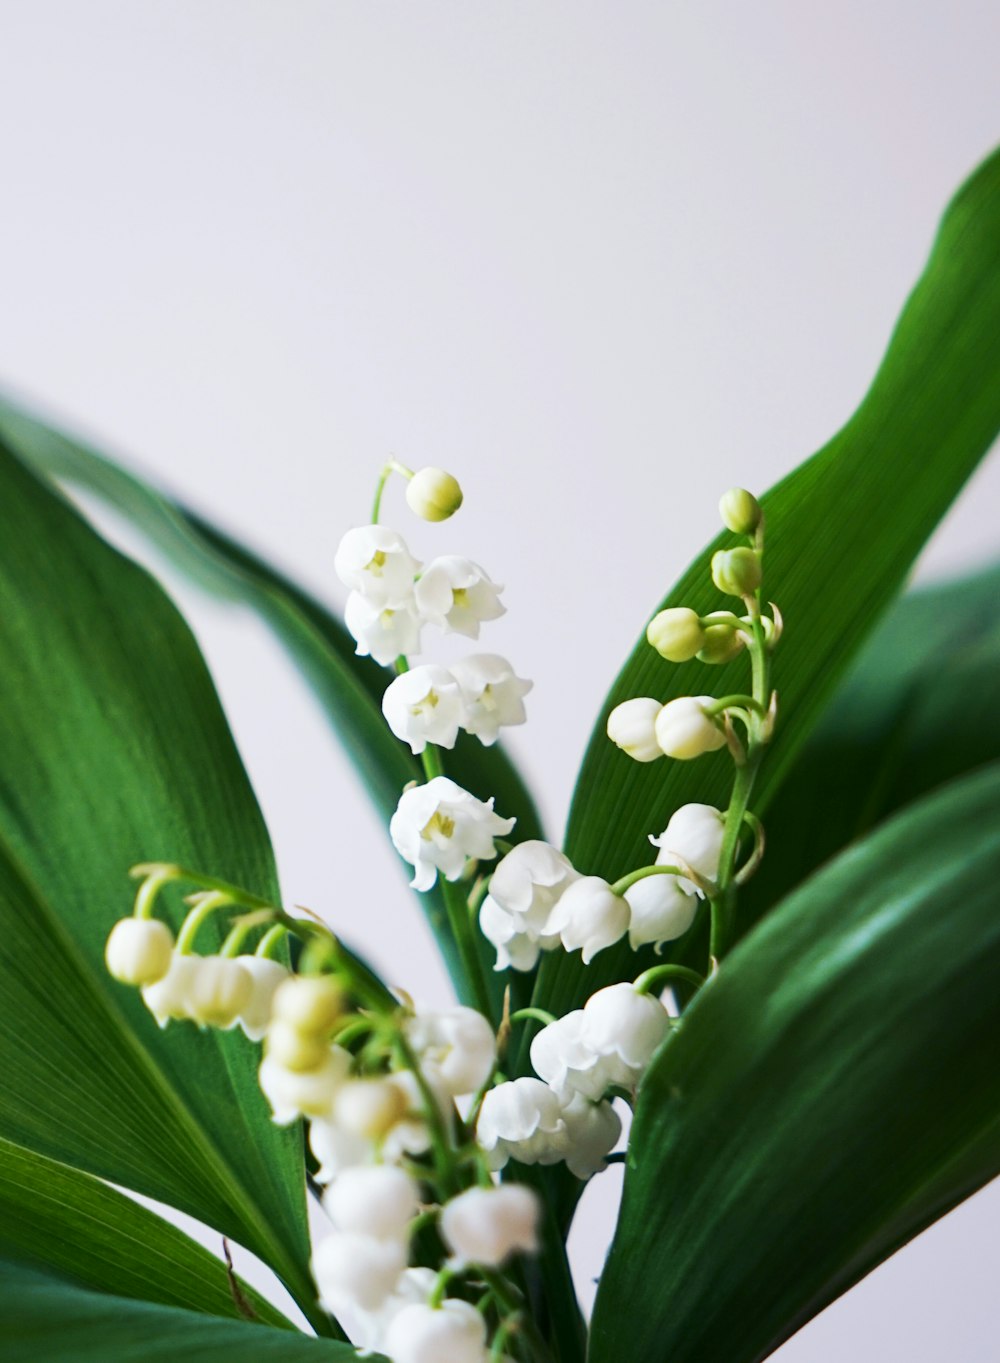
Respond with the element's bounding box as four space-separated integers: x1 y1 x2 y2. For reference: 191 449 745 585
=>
2 3 999 1358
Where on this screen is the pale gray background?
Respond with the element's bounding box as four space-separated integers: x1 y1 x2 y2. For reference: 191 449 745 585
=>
2 2 999 1357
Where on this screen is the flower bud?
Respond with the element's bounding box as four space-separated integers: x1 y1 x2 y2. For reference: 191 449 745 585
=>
188 957 253 1029
333 1078 410 1139
383 1299 486 1363
646 608 706 663
741 612 779 647
405 467 464 522
654 697 726 760
105 917 174 987
266 1019 331 1072
441 1184 540 1266
324 1165 419 1242
259 1046 351 1124
719 487 762 535
711 547 762 598
697 622 746 665
272 975 344 1034
545 876 629 964
606 697 663 763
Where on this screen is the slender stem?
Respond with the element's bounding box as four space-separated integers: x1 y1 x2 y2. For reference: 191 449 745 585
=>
634 963 706 995
176 892 232 953
509 1007 557 1027
133 869 178 920
611 862 687 896
255 924 289 959
372 457 415 522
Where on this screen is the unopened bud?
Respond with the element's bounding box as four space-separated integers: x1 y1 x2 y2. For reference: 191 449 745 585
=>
105 917 174 986
697 623 746 665
333 1078 409 1139
711 547 762 598
405 467 464 522
741 612 779 648
654 696 727 760
272 975 344 1034
188 957 253 1029
606 697 663 763
266 1019 331 1072
719 487 762 535
646 608 706 663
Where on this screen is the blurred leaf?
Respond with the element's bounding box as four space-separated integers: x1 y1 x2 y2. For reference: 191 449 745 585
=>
590 763 1000 1363
531 142 1000 1045
0 397 542 1018
0 1262 366 1363
0 444 324 1331
0 1138 290 1328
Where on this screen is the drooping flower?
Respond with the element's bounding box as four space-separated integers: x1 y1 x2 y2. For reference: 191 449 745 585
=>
335 525 420 607
312 1230 407 1313
649 802 726 892
405 1005 496 1097
479 895 548 972
140 952 200 1027
382 1299 488 1363
414 556 505 638
105 917 174 987
447 654 532 746
389 777 515 892
440 1184 540 1267
580 983 671 1091
559 1092 622 1180
476 1077 566 1170
258 1045 351 1124
545 876 629 963
324 1165 419 1242
486 840 578 936
345 592 422 667
530 1010 616 1102
381 665 465 753
186 957 254 1030
606 696 663 762
235 956 290 1042
624 874 699 951
654 696 726 760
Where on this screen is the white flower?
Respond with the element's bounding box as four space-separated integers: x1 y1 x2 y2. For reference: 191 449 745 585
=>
406 1005 496 1097
530 1010 617 1102
324 1165 418 1243
606 697 663 762
415 556 505 638
186 957 253 1029
312 1230 406 1313
335 525 420 607
356 1267 437 1352
346 592 422 667
382 666 464 753
476 1078 566 1170
479 896 544 972
649 802 726 892
141 952 200 1026
258 1045 351 1124
389 777 515 892
559 1092 622 1180
545 876 629 964
441 1184 540 1266
581 984 670 1090
382 1299 487 1363
448 655 532 746
488 840 578 934
625 874 698 951
105 917 174 987
333 1077 409 1139
405 467 464 522
236 956 289 1042
654 696 726 760
309 1117 372 1182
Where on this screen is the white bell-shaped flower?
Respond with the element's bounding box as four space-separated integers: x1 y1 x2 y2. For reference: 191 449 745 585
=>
654 696 726 760
389 777 515 892
346 593 422 667
355 1267 437 1352
406 1005 496 1097
414 556 505 638
559 1092 622 1180
649 802 726 892
309 1116 372 1183
141 952 200 1026
324 1165 419 1243
259 1045 351 1124
105 917 174 987
236 956 290 1041
441 1183 540 1267
581 983 671 1087
606 697 663 762
530 1010 616 1101
476 1078 566 1170
625 874 699 951
382 1299 487 1363
312 1229 406 1313
448 654 532 746
335 525 420 607
381 665 465 754
545 876 629 964
479 896 544 972
187 956 253 1029
487 840 578 935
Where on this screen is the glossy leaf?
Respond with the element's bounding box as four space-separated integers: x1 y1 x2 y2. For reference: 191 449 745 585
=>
0 397 542 1017
0 1262 365 1363
0 1138 290 1328
590 763 1000 1363
531 142 1000 1042
0 444 321 1330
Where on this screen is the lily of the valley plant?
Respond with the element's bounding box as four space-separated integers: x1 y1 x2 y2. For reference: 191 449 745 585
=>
1 147 1000 1363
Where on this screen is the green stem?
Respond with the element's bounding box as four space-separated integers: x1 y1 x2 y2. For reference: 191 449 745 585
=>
176 892 232 954
372 457 415 522
634 963 706 995
509 1007 557 1027
611 863 686 896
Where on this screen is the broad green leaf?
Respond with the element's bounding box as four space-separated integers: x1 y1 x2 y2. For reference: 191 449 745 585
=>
530 142 1000 1044
0 1138 290 1328
590 763 1000 1363
0 444 323 1331
0 1262 365 1363
741 559 1000 929
0 397 542 1019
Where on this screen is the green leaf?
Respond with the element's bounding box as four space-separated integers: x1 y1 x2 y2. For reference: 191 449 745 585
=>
740 560 1000 929
0 1137 290 1328
0 443 322 1330
589 762 1000 1363
0 397 542 1019
531 142 1000 1041
0 1262 366 1363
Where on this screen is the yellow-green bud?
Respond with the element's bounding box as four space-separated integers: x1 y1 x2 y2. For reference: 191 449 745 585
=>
272 975 344 1034
266 1019 331 1072
333 1078 409 1139
105 917 174 987
188 957 253 1029
697 623 746 665
719 487 762 535
646 608 706 663
740 613 778 647
711 547 762 598
405 467 464 522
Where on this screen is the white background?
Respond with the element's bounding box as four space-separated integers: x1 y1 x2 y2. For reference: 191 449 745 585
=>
1 3 999 1358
